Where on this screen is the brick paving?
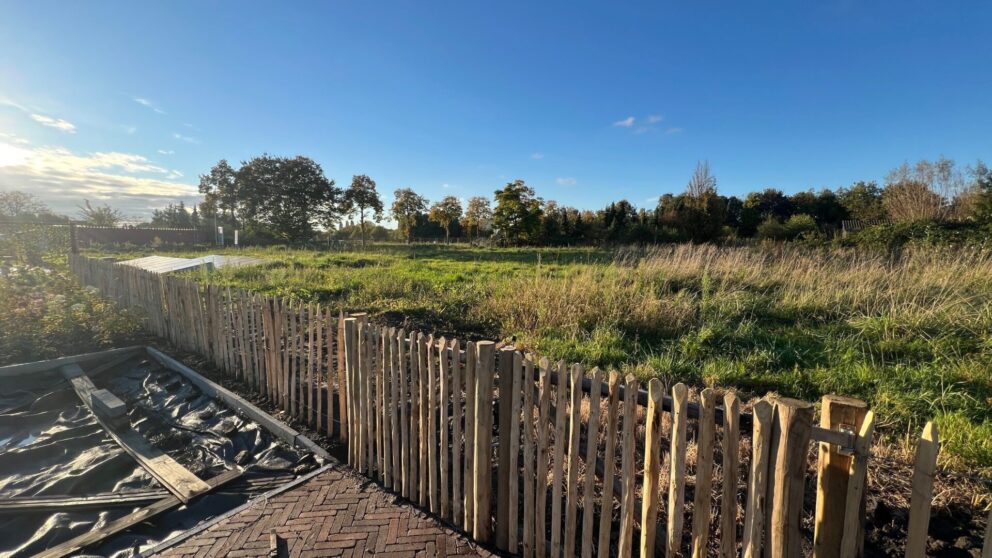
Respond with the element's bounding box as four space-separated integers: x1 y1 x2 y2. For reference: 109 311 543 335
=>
152 464 495 558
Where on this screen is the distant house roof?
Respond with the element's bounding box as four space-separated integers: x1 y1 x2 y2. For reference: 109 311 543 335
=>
118 254 266 274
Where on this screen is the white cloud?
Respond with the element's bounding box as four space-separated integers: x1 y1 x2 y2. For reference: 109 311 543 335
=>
122 124 138 135
157 149 175 155
613 116 635 127
133 97 165 114
442 183 452 189
665 127 683 135
29 114 76 133
172 132 200 144
531 152 545 160
556 177 577 186
647 115 663 124
0 141 197 218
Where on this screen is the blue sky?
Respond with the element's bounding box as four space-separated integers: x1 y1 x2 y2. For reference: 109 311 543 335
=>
1 1 989 220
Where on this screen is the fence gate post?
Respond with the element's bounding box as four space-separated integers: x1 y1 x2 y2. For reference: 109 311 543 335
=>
814 395 868 558
764 397 813 558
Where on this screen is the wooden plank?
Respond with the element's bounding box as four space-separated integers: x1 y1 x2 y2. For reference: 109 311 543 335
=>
535 358 553 558
0 490 169 514
289 300 298 418
325 307 335 438
814 395 869 558
35 467 243 558
61 366 211 503
420 333 432 506
640 378 664 558
463 340 476 533
580 368 602 558
496 347 515 550
721 393 741 558
765 397 814 558
410 331 421 504
840 411 876 558
439 337 450 518
668 383 689 558
597 371 621 558
451 338 463 526
473 340 496 542
508 351 524 553
905 422 940 558
399 328 411 500
617 374 639 558
550 360 569 556
338 310 348 442
0 346 142 378
564 364 584 557
742 400 774 558
428 335 440 514
389 327 400 489
691 388 717 558
522 355 537 558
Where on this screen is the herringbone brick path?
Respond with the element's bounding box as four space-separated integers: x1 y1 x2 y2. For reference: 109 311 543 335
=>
153 465 495 558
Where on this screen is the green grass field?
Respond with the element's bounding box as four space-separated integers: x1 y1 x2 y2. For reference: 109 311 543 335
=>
93 242 992 472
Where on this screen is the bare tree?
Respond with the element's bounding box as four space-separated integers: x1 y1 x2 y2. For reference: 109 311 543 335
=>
883 157 964 222
686 160 718 200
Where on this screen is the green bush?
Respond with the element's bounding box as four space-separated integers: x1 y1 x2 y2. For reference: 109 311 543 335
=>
0 264 143 365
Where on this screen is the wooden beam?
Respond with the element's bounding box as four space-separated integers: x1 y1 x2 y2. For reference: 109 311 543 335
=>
60 364 211 503
0 346 142 378
34 467 243 558
0 490 169 514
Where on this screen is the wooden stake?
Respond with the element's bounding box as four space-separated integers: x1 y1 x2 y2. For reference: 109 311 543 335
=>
721 393 741 558
765 397 814 558
598 371 621 558
564 364 584 557
904 422 940 558
581 368 602 558
742 399 773 558
617 374 639 558
535 358 553 558
840 411 876 558
641 378 664 558
668 383 689 558
473 340 496 542
691 388 717 558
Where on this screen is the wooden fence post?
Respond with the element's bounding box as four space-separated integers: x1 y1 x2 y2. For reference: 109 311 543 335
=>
550 361 569 556
522 354 536 558
508 351 524 553
452 339 464 526
409 331 421 505
428 335 439 514
814 395 869 558
905 422 940 558
496 346 516 551
617 374 640 558
840 411 876 558
764 397 813 558
535 358 553 558
338 310 348 442
641 378 664 557
399 328 410 500
564 364 585 558
581 368 602 558
598 371 621 558
691 388 717 558
668 383 689 558
721 393 741 558
473 340 496 542
463 341 476 534
343 318 358 468
981 509 991 558
742 399 774 558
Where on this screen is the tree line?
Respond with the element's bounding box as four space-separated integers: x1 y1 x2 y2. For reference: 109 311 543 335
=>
3 154 989 246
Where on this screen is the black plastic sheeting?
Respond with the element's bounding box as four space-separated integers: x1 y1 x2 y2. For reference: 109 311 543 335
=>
0 355 317 558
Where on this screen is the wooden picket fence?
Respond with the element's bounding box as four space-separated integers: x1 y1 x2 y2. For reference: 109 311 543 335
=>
69 255 990 558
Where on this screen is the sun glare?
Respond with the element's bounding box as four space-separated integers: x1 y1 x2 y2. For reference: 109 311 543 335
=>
0 142 30 167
